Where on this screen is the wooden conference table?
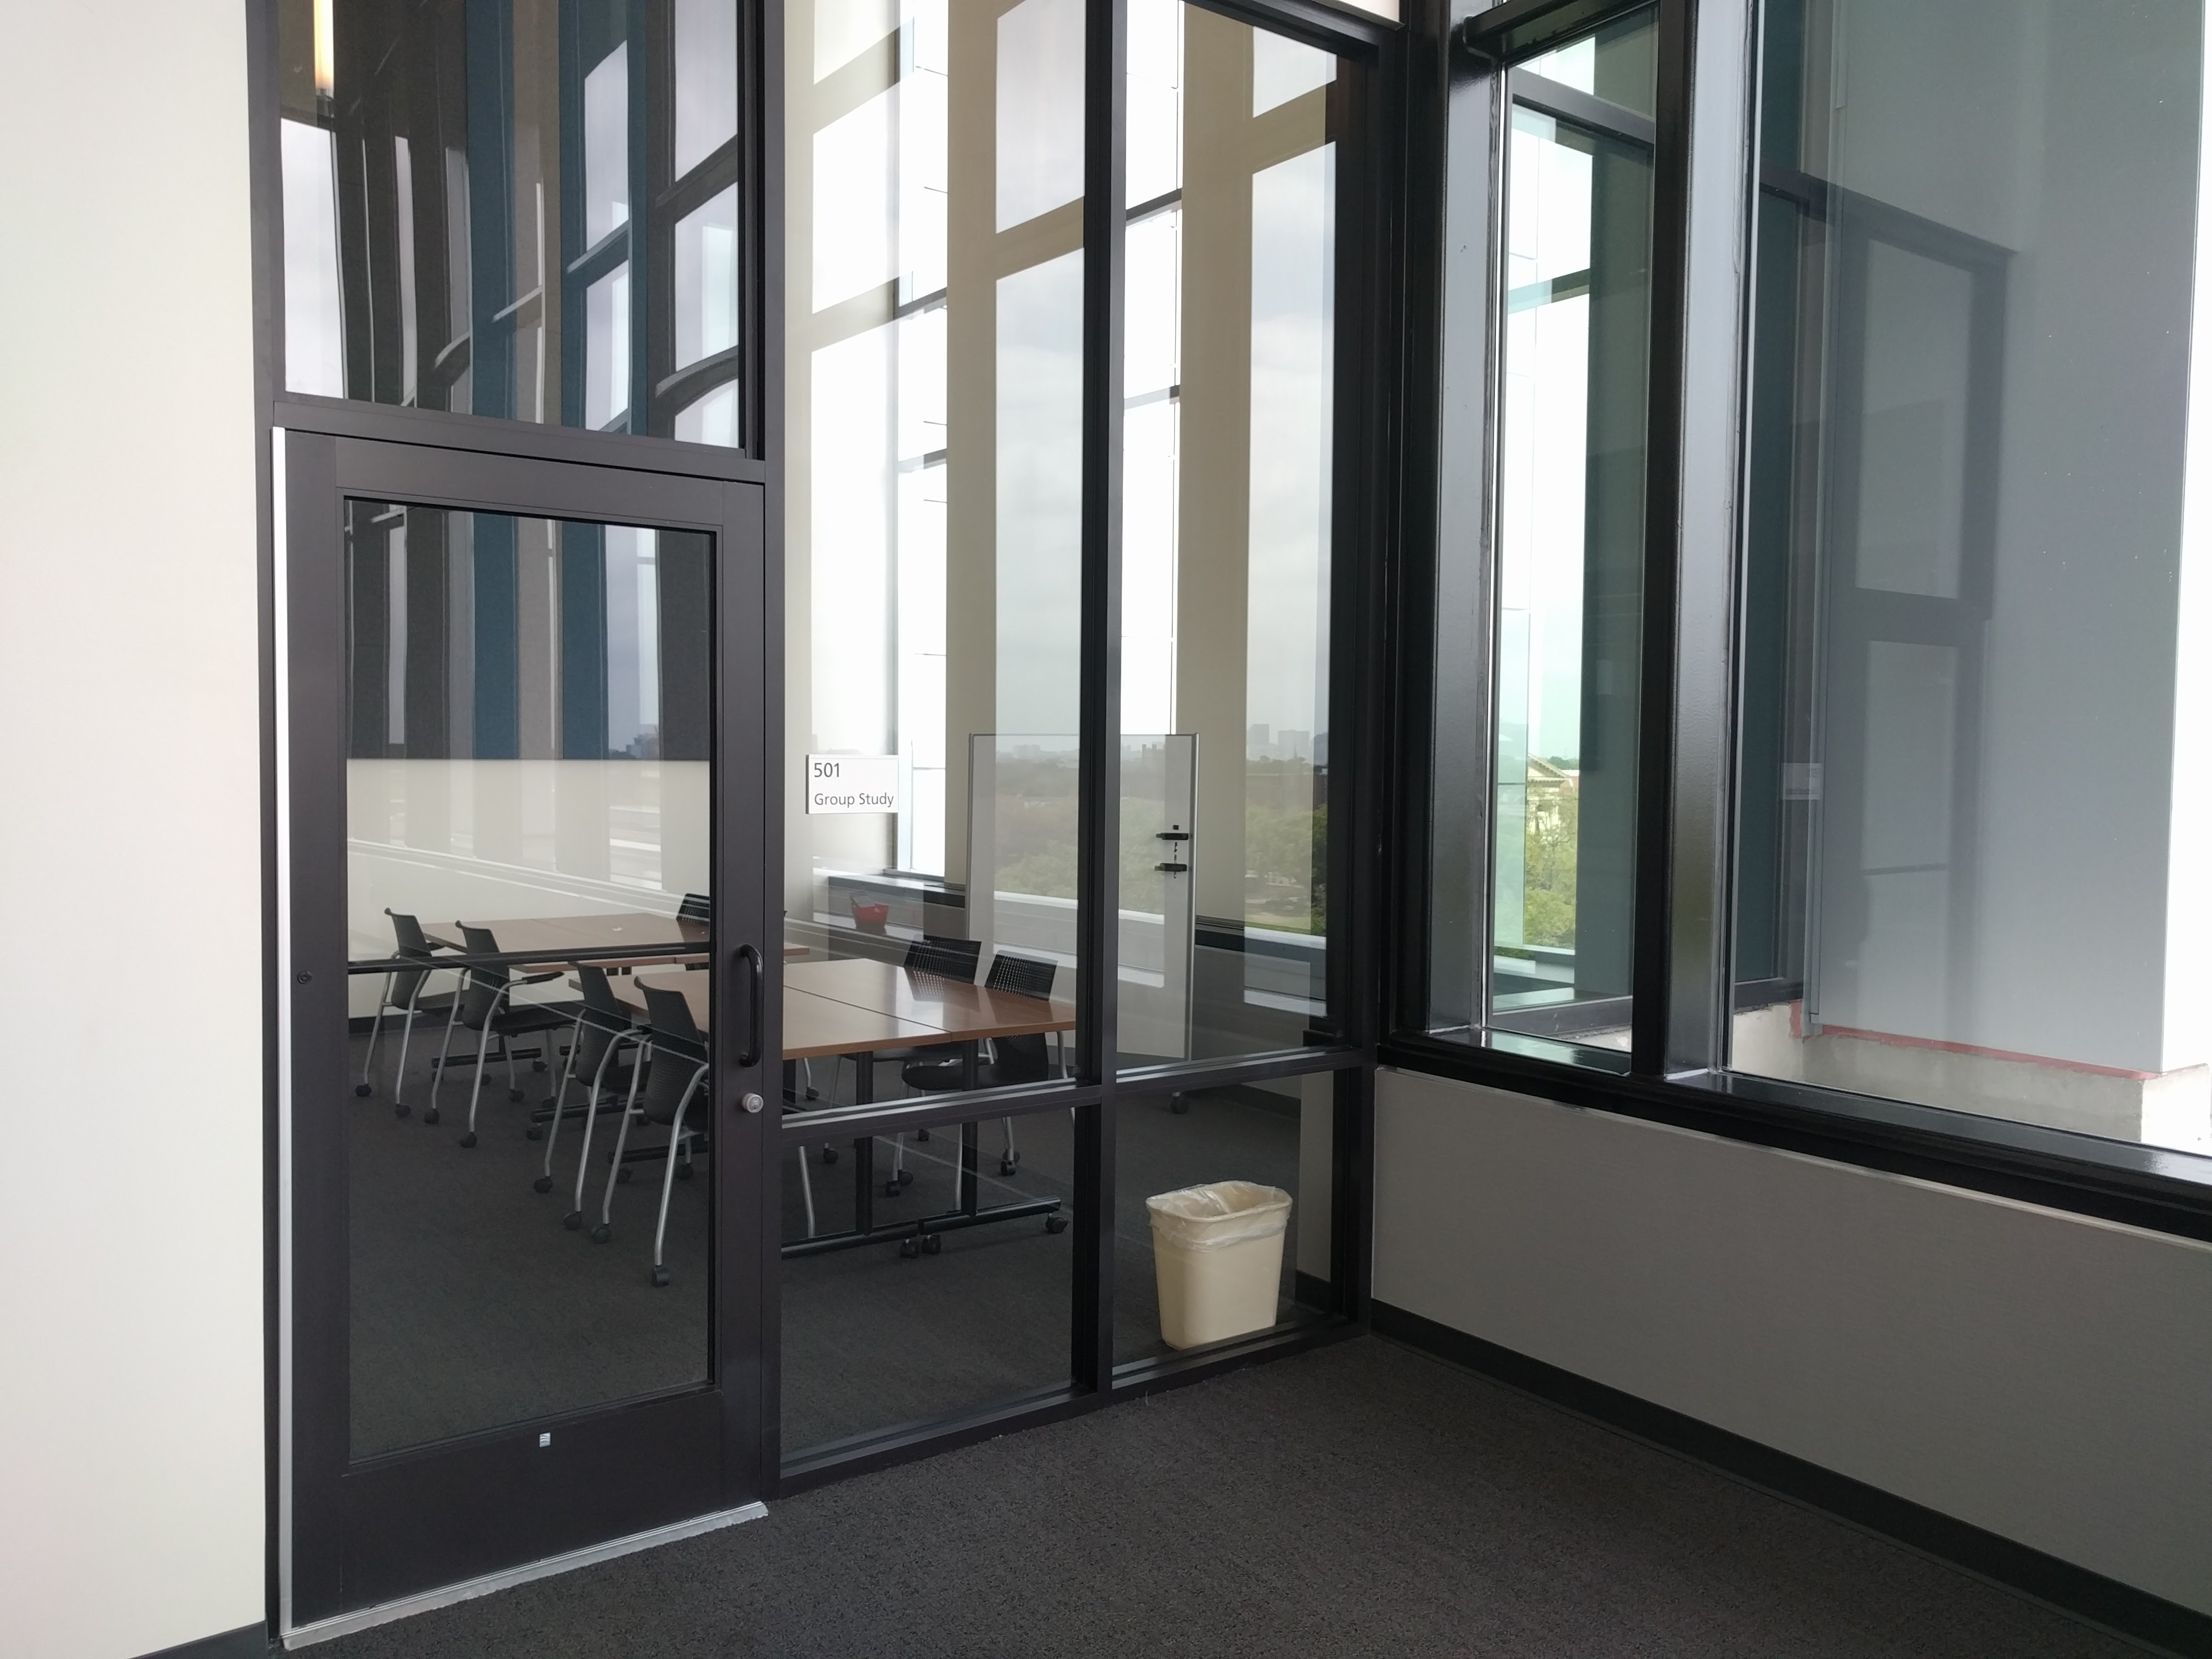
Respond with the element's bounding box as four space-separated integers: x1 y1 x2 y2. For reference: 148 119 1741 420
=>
601 958 1076 1257
408 912 1073 1252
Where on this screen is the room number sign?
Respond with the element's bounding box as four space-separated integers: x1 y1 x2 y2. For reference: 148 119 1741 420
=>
805 753 901 814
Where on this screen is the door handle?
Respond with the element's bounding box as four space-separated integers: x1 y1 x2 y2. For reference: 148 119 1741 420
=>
734 943 765 1068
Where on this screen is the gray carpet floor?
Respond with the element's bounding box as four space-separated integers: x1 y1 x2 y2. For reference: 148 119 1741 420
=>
320 1336 2143 1659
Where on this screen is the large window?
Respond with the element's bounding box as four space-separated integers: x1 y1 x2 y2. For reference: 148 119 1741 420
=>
1429 9 1655 1064
1423 0 2212 1173
278 0 747 445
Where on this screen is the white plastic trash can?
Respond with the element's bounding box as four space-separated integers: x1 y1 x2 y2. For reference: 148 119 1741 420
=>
1146 1181 1293 1350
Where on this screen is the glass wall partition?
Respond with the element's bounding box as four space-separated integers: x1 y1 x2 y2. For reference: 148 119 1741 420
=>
1427 9 1656 1066
1110 0 1346 1367
778 0 1088 1453
1116 0 1340 1075
1730 0 2212 1154
276 0 747 444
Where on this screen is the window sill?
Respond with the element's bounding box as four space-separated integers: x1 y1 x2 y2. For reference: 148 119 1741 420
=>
1379 1029 2212 1244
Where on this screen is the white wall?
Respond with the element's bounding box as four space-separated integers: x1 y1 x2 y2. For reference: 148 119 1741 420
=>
1373 1068 2212 1616
0 7 267 1656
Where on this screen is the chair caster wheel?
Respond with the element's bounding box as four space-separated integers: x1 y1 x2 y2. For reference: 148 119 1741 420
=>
650 1266 671 1288
617 1166 634 1184
533 1175 553 1194
916 1128 930 1142
922 1233 943 1255
354 1083 373 1097
533 1060 548 1073
526 1126 543 1141
899 1238 921 1259
884 1181 904 1198
508 1088 525 1103
590 1224 611 1244
459 1132 478 1149
1170 1095 1189 1114
393 1103 411 1119
676 1162 695 1181
423 1109 440 1126
999 1159 1018 1177
897 1169 914 1187
821 1147 838 1165
563 1210 583 1230
1045 1215 1068 1234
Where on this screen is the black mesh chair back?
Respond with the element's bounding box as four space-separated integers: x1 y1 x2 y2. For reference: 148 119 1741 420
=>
905 934 981 981
678 891 713 925
386 909 439 1006
639 982 710 1126
572 967 635 1076
457 924 510 1029
984 951 1056 999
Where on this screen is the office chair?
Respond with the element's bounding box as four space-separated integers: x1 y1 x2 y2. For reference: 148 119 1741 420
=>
869 934 984 1194
589 982 711 1288
536 967 645 1220
901 951 1058 1175
355 910 460 1118
429 925 582 1147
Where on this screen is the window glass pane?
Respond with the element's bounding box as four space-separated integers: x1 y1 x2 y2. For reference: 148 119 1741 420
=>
1115 8 1338 1074
1519 10 1656 119
341 504 715 1458
778 0 1086 1455
674 0 741 175
584 42 631 247
995 0 1086 230
275 0 742 441
1427 13 1655 1057
1733 0 2212 1155
675 184 741 369
585 263 631 430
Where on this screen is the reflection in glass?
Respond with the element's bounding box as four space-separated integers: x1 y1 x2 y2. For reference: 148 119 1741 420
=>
276 0 742 444
585 265 632 431
675 0 741 174
584 43 631 246
1733 0 2212 1153
1114 4 1338 1071
675 185 742 370
1519 9 1656 117
342 503 714 1459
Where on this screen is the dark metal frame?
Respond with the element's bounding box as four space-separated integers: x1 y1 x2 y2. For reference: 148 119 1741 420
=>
252 0 1402 1633
278 431 772 1624
1389 0 2212 1245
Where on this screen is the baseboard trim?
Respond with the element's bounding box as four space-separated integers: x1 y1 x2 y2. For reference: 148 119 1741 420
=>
279 1501 768 1649
1370 1302 2212 1659
139 1626 270 1659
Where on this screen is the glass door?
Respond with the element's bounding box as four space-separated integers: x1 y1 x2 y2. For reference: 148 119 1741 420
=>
283 432 771 1623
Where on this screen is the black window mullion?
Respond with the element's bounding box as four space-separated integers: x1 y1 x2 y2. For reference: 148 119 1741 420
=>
1627 0 1754 1077
1071 0 1128 1397
629 0 655 432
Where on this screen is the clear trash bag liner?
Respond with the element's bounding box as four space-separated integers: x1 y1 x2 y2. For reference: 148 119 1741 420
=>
1145 1181 1293 1250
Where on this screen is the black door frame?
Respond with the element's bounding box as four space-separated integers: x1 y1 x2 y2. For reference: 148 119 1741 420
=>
279 427 774 1626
